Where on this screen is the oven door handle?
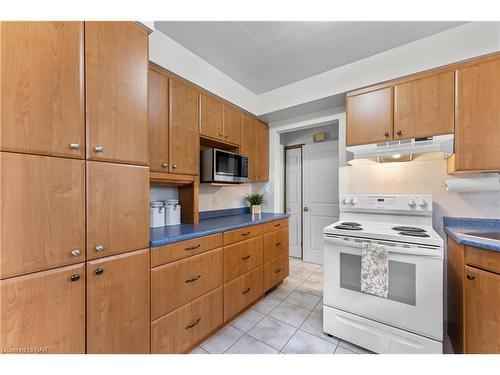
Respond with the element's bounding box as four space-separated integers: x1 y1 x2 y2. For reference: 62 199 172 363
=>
324 235 442 259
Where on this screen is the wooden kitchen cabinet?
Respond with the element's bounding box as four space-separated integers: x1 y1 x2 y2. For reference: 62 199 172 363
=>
0 21 84 158
85 21 149 165
148 67 170 172
464 265 500 353
346 87 393 146
86 161 149 260
169 77 200 175
0 152 85 279
86 249 150 354
223 237 263 283
223 266 263 322
200 93 224 140
0 263 85 353
394 71 454 140
223 104 242 145
241 115 269 181
449 56 500 173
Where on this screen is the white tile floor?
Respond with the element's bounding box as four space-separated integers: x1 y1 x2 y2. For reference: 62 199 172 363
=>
191 257 374 354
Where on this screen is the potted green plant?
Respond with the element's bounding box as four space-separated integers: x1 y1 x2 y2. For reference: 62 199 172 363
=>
244 193 267 215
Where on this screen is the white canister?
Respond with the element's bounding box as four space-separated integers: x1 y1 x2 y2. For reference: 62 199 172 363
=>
165 199 181 226
150 201 166 228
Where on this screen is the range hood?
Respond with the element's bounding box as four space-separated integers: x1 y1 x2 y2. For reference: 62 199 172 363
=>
346 134 454 163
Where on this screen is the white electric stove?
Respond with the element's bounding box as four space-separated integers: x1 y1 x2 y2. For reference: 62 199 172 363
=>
323 194 444 354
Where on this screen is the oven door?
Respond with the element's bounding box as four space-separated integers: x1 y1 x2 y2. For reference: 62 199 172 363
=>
323 235 443 340
213 149 247 183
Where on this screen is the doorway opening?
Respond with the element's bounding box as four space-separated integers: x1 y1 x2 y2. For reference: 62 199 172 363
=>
281 123 340 264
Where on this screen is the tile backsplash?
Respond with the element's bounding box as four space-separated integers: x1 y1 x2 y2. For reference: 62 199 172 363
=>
150 186 179 202
339 159 500 237
199 184 252 212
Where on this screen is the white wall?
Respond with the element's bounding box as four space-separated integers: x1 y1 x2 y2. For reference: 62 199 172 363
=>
199 184 251 212
280 123 338 146
257 22 500 115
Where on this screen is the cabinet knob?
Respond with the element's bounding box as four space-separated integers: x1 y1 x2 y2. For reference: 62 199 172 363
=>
466 274 475 280
275 268 282 274
384 132 390 137
396 130 403 136
95 268 104 275
69 142 81 150
172 164 178 169
225 133 228 139
95 244 104 252
71 249 81 257
70 274 80 282
94 146 104 153
219 132 223 137
162 163 168 168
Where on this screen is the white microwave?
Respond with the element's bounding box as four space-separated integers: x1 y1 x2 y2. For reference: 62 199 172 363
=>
200 148 249 183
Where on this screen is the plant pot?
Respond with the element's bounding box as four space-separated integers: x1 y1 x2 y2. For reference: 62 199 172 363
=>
251 205 262 215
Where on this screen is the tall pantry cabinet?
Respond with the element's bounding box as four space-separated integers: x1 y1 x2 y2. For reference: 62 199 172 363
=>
0 21 150 354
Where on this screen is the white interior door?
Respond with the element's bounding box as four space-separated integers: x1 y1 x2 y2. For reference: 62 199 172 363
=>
285 147 302 258
303 141 339 264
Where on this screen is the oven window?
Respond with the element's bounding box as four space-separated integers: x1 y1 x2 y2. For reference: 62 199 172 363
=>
339 253 416 306
215 152 240 176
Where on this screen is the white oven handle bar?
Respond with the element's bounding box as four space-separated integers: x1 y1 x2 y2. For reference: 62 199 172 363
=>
324 235 443 259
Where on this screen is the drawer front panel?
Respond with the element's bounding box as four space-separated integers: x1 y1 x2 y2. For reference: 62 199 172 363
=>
224 236 263 283
262 218 289 233
264 254 289 292
223 224 263 246
223 266 263 321
151 287 223 354
263 228 289 262
465 246 500 274
151 233 223 268
151 248 222 320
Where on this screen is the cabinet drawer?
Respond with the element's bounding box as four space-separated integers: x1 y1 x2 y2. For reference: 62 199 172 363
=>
263 254 289 292
223 224 263 246
151 287 223 354
224 266 263 322
151 248 222 320
151 234 223 268
263 228 289 262
224 236 263 283
465 246 500 274
262 218 288 233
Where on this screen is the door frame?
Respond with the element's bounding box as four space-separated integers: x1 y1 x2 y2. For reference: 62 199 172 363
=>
284 144 304 259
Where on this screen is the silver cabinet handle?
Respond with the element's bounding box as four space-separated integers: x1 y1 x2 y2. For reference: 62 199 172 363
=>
162 163 168 168
95 268 104 275
71 249 81 257
69 142 80 150
172 164 178 169
95 244 104 252
70 274 80 282
94 146 104 152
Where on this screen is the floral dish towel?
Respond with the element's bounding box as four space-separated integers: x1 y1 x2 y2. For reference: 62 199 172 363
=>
361 242 389 298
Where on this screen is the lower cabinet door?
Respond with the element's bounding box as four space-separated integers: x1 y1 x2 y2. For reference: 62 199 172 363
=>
263 254 289 292
464 265 500 353
223 236 263 283
151 287 223 354
86 249 150 353
0 263 85 354
223 266 263 322
263 228 289 262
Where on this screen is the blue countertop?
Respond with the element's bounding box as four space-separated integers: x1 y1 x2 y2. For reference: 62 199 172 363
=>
150 213 290 247
443 217 500 253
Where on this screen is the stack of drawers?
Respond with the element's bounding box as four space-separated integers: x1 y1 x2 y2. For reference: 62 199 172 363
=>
262 219 289 291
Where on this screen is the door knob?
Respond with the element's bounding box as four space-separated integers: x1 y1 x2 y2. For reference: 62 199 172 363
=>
303 207 309 212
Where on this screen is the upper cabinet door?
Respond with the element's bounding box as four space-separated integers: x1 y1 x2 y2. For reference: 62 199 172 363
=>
0 263 86 354
0 152 85 279
223 104 242 145
241 114 259 180
85 22 148 165
86 161 149 260
200 93 224 140
346 87 393 146
169 78 199 175
454 58 500 172
148 67 169 172
256 120 269 181
0 21 84 158
87 249 150 354
394 71 454 139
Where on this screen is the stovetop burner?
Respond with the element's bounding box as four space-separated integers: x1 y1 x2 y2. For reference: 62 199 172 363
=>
334 224 363 231
340 222 361 227
398 231 431 238
392 226 426 233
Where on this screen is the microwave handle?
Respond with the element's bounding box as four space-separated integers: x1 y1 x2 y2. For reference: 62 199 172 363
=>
324 235 442 259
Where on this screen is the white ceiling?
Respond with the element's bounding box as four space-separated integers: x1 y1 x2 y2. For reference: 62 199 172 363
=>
154 21 466 94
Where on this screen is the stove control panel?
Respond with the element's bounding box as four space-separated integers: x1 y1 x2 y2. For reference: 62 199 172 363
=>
340 194 432 214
